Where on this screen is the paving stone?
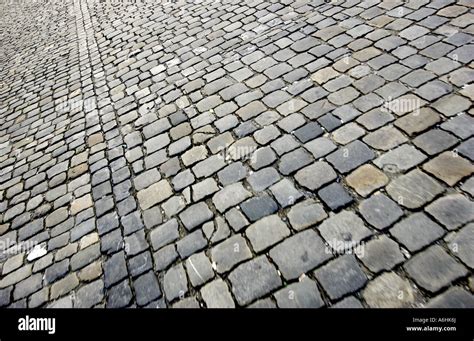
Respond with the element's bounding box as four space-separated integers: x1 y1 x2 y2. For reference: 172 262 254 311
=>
50 273 79 300
2 253 24 276
294 123 324 143
363 126 406 151
78 261 102 282
362 272 415 308
394 108 440 137
192 178 219 202
356 109 393 130
391 213 445 252
287 199 327 231
274 278 324 308
386 169 444 209
150 219 179 251
447 223 474 269
192 155 226 178
163 264 188 302
248 298 277 309
45 207 68 228
461 177 474 197
185 252 214 287
416 80 452 101
212 183 252 213
295 161 337 191
440 114 474 139
326 140 375 174
304 137 337 158
250 146 277 170
427 287 474 308
179 202 213 231
171 297 198 309
269 230 331 280
331 123 366 145
319 210 373 252
225 208 249 232
374 144 427 172
134 271 162 306
358 235 404 273
246 215 290 253
318 113 342 132
269 178 303 208
346 164 388 197
71 243 101 271
104 251 128 288
153 244 178 272
217 162 247 185
75 280 104 308
404 245 468 293
426 194 474 230
176 230 207 259
413 129 458 155
201 279 235 308
278 148 313 175
458 138 474 162
277 113 306 132
228 256 282 306
319 182 354 210
0 265 32 289
13 273 42 301
211 234 252 274
331 296 364 309
137 180 173 210
315 255 367 300
358 193 403 230
271 134 299 155
423 152 474 186
172 170 195 191
2 0 474 310
254 125 280 145
432 94 471 117
240 195 278 222
247 167 280 192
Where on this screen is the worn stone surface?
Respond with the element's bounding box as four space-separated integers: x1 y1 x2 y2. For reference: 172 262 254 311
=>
363 273 415 308
346 164 388 197
0 0 471 309
422 152 474 186
359 193 403 230
246 215 290 253
386 170 444 209
201 279 235 308
404 246 468 293
319 211 373 252
358 236 404 273
274 278 324 308
228 256 281 306
390 213 445 252
315 255 367 301
269 230 331 280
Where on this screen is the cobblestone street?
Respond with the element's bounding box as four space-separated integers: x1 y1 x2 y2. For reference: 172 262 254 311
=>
0 0 473 308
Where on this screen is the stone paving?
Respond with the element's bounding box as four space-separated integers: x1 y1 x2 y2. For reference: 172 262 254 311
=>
0 0 473 308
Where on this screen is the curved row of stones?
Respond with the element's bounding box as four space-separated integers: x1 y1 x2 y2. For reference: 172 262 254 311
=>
0 0 473 308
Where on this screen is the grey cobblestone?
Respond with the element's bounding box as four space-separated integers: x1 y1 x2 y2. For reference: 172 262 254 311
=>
0 0 471 309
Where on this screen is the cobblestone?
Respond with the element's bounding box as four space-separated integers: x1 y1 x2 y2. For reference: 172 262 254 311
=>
390 213 445 252
228 256 281 306
314 255 367 301
406 245 468 295
0 0 471 309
